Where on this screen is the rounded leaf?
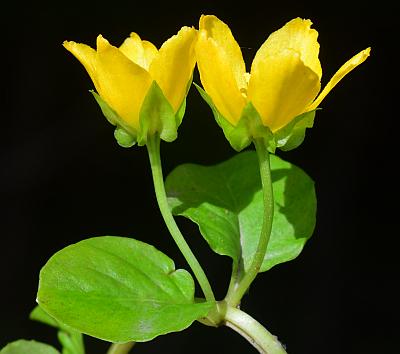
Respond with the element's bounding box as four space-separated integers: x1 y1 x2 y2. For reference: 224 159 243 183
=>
166 151 316 274
37 236 213 342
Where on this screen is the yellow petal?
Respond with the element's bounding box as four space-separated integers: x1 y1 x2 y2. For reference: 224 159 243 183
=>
307 47 371 111
199 15 247 92
253 18 322 79
149 26 197 112
196 28 246 125
63 40 99 90
95 35 153 128
248 48 320 132
142 41 159 67
119 32 158 70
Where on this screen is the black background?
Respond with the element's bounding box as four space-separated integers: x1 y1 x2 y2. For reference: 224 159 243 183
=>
2 1 398 353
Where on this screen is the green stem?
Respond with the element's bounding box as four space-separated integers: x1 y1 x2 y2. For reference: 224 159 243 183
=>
146 134 215 303
224 306 287 354
71 332 85 354
225 139 274 307
106 342 135 354
226 261 239 297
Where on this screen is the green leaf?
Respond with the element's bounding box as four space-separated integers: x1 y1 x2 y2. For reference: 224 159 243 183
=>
165 151 316 274
0 340 60 354
37 236 213 343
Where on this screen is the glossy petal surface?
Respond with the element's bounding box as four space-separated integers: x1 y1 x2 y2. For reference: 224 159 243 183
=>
95 35 152 128
199 15 247 90
196 18 246 124
63 41 99 90
248 49 320 131
254 18 322 78
150 27 197 112
119 32 158 70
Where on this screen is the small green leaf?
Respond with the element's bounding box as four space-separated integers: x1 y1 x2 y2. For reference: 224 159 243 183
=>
0 340 60 354
37 236 213 342
166 151 316 275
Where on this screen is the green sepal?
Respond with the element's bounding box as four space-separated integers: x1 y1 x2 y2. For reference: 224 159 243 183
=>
91 79 189 148
232 102 276 152
174 75 192 128
114 127 136 148
137 81 184 146
274 109 317 151
195 83 318 152
90 91 137 148
195 84 274 152
175 94 187 128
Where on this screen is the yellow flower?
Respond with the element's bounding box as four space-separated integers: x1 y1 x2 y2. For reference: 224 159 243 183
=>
196 15 370 133
64 27 197 132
